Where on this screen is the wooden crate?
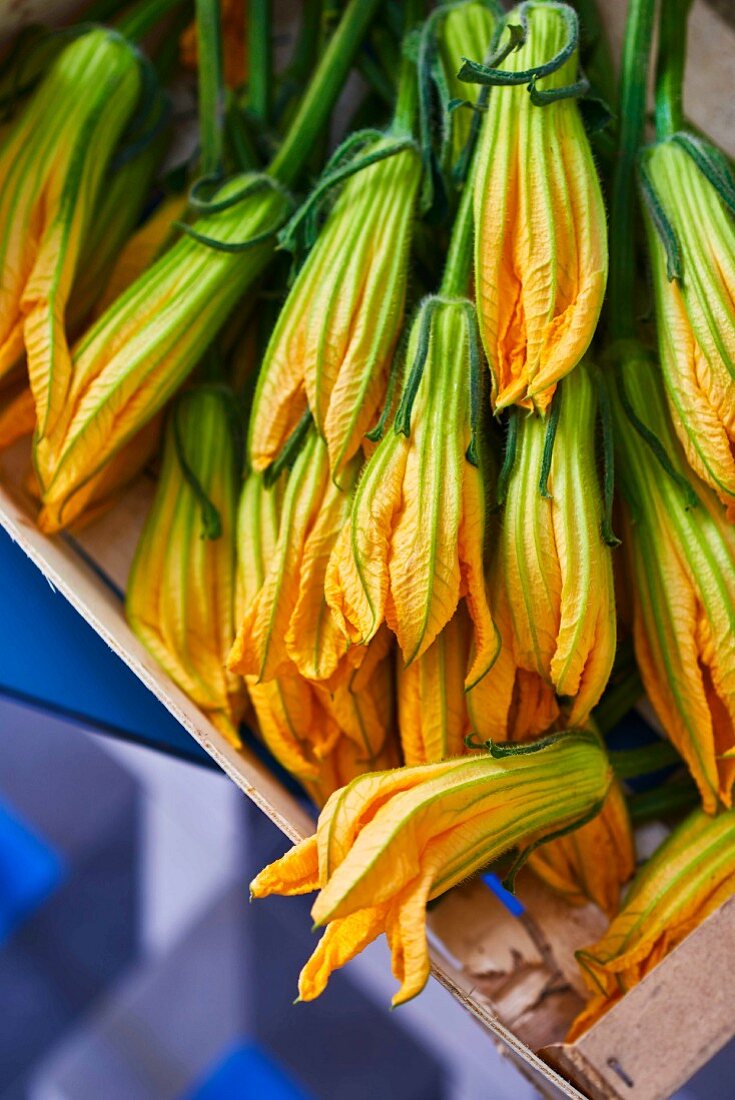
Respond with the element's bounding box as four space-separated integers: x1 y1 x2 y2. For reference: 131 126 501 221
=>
2 2 735 1097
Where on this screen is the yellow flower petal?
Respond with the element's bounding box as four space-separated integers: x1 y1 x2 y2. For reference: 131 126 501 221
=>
250 835 321 899
473 4 607 411
249 140 421 477
613 347 735 811
126 388 245 744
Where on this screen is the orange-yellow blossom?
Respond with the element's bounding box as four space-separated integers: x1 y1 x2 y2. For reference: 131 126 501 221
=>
397 602 473 766
249 137 421 479
612 347 735 812
126 388 246 744
234 467 341 777
0 29 142 391
568 806 735 1039
468 364 616 740
641 135 735 516
229 432 361 684
326 296 497 683
35 174 291 533
469 2 607 411
251 730 611 1005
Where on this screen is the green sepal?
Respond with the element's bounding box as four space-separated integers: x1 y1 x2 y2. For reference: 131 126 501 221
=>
394 298 439 436
458 1 579 88
263 410 313 488
638 149 682 281
614 368 699 510
672 130 735 218
493 408 519 510
595 371 622 547
502 798 606 893
538 394 560 499
172 395 223 540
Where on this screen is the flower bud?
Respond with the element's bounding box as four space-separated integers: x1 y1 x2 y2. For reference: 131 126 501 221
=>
233 468 342 778
641 134 735 516
126 387 246 744
470 2 607 411
252 730 611 1005
326 295 497 685
249 137 422 479
468 364 616 739
397 602 472 765
0 28 143 394
611 347 735 812
229 431 360 683
35 173 291 532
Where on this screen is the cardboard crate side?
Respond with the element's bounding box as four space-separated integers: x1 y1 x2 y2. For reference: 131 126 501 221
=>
544 895 735 1100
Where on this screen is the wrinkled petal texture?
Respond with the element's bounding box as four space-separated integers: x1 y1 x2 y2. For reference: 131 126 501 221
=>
474 5 607 411
326 298 495 673
36 175 290 531
126 390 245 746
645 141 735 515
468 366 615 739
251 732 610 1004
613 354 735 812
249 141 421 477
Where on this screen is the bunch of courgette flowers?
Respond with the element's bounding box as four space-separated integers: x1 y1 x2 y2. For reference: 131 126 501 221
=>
3 0 735 1027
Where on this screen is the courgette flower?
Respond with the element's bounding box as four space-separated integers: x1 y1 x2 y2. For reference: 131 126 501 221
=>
233 467 341 777
611 347 735 813
35 174 292 532
233 466 397 786
251 730 611 1005
641 134 735 516
126 387 246 745
0 187 180 458
0 28 144 407
438 2 497 166
326 295 497 684
229 431 361 683
467 364 616 740
397 602 472 766
466 1 607 411
568 806 735 1039
249 136 422 479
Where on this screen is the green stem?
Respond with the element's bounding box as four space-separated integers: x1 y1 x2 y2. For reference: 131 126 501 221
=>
610 740 683 781
608 0 657 342
248 0 271 118
116 0 188 41
440 159 475 297
195 0 224 177
654 0 692 138
269 0 383 187
391 0 424 136
627 779 698 824
571 0 616 109
594 668 644 734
